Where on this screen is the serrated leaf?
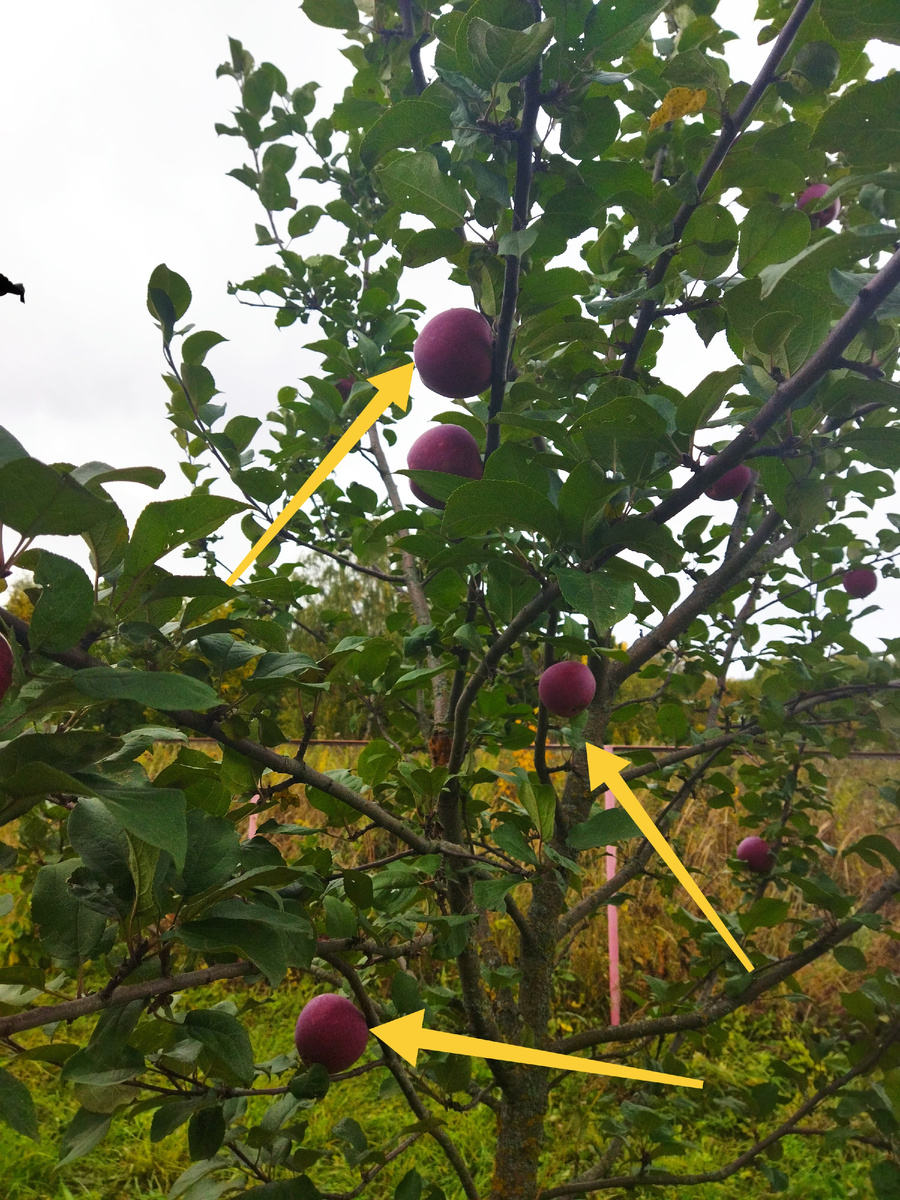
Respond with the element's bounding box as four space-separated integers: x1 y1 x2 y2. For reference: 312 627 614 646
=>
361 101 452 168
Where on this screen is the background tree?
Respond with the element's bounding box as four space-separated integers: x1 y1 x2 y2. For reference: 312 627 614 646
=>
1 1 900 1198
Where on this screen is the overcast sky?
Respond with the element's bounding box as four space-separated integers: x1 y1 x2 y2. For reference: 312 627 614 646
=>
1 2 897 662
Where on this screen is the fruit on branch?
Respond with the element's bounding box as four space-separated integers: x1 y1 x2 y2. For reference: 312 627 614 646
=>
842 567 878 599
538 660 596 718
335 378 355 401
0 636 12 702
294 993 369 1074
796 182 841 229
413 308 494 398
735 835 774 874
406 424 483 508
705 461 753 502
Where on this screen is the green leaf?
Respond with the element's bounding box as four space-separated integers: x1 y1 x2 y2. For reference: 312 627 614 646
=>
676 365 743 435
0 1067 39 1141
510 770 556 841
301 0 359 28
31 861 107 963
811 73 900 165
72 667 219 712
842 428 900 471
497 226 541 257
820 0 900 46
198 634 264 675
472 874 521 910
147 264 192 322
871 1162 900 1200
567 806 640 850
400 228 465 268
833 944 867 971
0 426 29 468
466 18 554 86
557 463 622 551
738 898 790 934
0 458 111 537
583 0 666 58
738 203 810 279
182 330 228 366
829 269 900 320
17 550 94 653
395 1170 424 1200
356 739 401 788
71 462 166 491
123 495 247 578
377 153 468 229
555 567 634 629
183 1009 255 1087
518 267 589 314
57 1107 111 1167
189 1106 226 1162
680 204 738 280
361 101 452 168
0 732 117 780
151 1097 206 1143
757 229 899 300
441 480 560 542
250 651 320 680
81 776 188 873
68 798 131 888
182 810 242 896
174 917 288 988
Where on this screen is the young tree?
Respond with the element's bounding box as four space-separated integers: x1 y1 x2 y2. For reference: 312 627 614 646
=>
1 1 900 1197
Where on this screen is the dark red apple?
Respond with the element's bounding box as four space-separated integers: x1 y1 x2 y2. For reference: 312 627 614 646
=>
736 836 774 874
705 461 753 502
413 308 493 398
0 636 12 703
335 378 355 401
294 993 369 1074
538 660 596 718
406 424 483 508
842 568 878 599
796 183 841 229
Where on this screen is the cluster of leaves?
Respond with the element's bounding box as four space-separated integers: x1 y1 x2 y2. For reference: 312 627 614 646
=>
1 0 900 1198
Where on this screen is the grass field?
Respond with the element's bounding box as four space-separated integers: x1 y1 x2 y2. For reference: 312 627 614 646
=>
0 744 895 1198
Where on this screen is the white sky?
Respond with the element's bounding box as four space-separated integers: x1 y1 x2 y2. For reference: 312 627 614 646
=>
1 1 897 662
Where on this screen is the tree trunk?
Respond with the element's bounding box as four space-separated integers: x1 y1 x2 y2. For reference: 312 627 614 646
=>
489 1075 550 1200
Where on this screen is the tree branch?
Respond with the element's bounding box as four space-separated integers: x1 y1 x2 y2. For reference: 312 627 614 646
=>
484 0 543 460
554 871 900 1055
539 1016 900 1196
619 0 817 378
609 509 784 687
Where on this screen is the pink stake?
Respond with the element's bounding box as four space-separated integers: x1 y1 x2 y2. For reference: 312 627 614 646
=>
605 747 621 1026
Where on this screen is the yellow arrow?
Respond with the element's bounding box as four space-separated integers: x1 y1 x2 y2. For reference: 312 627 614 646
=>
226 363 414 585
371 1009 704 1089
586 743 753 972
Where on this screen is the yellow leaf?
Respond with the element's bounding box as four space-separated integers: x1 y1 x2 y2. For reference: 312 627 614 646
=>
649 87 708 132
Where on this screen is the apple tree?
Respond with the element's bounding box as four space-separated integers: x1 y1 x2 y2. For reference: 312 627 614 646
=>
2 1 900 1197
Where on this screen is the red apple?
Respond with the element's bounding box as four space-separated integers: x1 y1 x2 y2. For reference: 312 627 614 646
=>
0 636 12 703
413 308 493 398
538 660 596 718
736 836 774 874
407 424 483 508
705 461 753 502
796 183 841 229
335 378 355 401
294 993 369 1074
842 568 878 599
